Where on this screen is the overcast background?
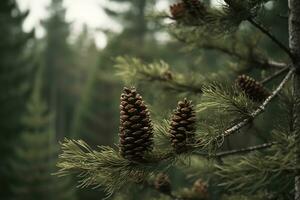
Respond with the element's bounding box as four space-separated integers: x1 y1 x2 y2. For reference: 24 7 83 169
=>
16 0 223 48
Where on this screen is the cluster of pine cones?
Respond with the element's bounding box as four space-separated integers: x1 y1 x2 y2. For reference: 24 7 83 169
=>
118 73 269 162
118 87 197 162
154 174 209 199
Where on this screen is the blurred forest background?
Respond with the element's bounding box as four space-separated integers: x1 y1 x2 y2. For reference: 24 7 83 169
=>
0 0 288 199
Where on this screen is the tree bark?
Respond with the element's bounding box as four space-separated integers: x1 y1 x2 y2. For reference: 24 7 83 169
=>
288 0 300 199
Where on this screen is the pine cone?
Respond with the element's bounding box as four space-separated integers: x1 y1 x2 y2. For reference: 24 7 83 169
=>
154 173 171 194
169 98 196 153
119 87 153 162
192 178 209 199
236 75 270 102
170 2 186 19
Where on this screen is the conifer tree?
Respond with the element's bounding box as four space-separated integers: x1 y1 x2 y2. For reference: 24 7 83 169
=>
70 26 102 146
42 0 74 139
56 0 300 199
0 0 34 198
11 73 76 200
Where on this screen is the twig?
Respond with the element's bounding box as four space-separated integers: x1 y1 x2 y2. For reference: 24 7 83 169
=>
201 44 287 69
261 66 290 84
215 142 276 158
174 34 287 69
248 18 294 60
193 142 275 158
220 68 295 139
266 60 288 69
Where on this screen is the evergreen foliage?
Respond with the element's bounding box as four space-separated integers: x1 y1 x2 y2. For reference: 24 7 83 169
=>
0 0 34 198
56 0 300 199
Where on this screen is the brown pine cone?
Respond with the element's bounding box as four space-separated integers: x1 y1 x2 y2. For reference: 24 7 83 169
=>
192 178 209 199
236 74 270 102
154 173 171 194
169 98 196 153
119 87 153 162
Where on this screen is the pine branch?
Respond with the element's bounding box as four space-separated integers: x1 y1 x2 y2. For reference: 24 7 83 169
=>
200 43 287 69
216 131 298 197
215 142 276 158
248 18 294 60
220 68 295 139
115 57 206 94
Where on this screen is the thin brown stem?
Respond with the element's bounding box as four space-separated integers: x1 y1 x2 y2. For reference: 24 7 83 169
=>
248 18 294 60
174 33 287 69
200 44 287 69
261 66 290 84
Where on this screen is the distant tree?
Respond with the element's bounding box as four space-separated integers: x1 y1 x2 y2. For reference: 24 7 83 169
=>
42 0 74 139
70 25 99 91
0 0 34 198
11 73 76 200
71 26 118 148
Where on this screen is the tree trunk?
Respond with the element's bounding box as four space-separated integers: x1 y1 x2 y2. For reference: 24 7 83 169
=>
288 0 300 199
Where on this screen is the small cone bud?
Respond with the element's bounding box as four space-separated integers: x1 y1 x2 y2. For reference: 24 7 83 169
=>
154 173 171 194
236 75 270 102
119 87 153 162
162 70 173 81
192 178 209 199
169 98 196 153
